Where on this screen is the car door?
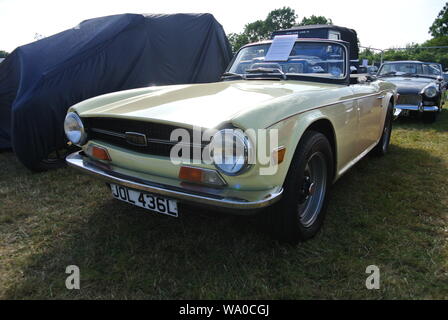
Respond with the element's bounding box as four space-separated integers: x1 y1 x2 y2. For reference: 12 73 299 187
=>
350 80 383 154
317 86 361 176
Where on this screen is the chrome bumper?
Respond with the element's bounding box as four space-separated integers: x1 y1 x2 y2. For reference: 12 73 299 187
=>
66 151 283 211
395 104 439 112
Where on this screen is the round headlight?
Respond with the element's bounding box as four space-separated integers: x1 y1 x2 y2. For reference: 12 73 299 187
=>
424 86 437 98
64 112 87 146
211 129 252 176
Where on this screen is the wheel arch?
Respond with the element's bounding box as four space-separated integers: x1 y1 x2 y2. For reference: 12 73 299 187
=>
264 113 339 189
303 118 338 180
389 94 395 106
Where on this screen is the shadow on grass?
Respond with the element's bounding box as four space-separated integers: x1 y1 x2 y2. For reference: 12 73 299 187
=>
3 143 448 299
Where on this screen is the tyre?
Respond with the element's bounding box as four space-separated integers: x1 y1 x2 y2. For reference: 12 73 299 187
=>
373 102 393 156
268 130 334 244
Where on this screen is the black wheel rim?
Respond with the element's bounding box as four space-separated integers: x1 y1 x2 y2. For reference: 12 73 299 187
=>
298 152 327 228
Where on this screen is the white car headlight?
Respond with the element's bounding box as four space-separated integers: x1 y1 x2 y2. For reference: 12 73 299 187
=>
424 86 437 98
211 129 252 176
64 112 87 146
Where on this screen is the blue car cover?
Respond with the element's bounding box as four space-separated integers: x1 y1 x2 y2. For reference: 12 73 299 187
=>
0 13 232 169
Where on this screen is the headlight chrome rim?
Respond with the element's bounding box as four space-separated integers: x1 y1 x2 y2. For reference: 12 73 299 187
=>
211 129 252 176
64 112 87 146
424 86 438 98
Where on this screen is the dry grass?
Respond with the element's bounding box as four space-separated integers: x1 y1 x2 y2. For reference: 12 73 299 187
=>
0 109 447 299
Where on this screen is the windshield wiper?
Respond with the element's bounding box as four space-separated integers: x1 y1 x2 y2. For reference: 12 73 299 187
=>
380 71 397 77
401 73 419 78
245 67 287 80
221 72 246 80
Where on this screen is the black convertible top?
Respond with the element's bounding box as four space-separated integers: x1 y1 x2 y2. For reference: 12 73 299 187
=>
0 13 232 169
272 25 359 62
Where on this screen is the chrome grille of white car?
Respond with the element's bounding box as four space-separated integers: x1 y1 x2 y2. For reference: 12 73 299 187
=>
82 117 206 159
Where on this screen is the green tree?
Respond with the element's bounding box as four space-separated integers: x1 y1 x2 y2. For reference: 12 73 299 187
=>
227 7 298 52
423 36 448 68
226 8 334 53
299 15 333 26
425 35 448 47
264 7 298 33
359 48 379 65
227 33 250 53
244 20 269 42
360 2 448 69
429 2 448 38
0 50 9 58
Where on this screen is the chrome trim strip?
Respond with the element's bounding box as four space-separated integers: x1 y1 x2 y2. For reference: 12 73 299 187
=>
66 151 283 210
395 105 439 112
90 128 125 138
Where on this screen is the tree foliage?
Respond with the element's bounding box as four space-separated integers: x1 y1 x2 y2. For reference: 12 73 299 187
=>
360 2 448 69
360 41 448 69
227 7 332 52
264 7 298 33
299 15 332 26
429 2 448 38
226 4 448 70
227 33 250 53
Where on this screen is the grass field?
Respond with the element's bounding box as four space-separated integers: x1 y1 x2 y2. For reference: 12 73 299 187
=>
0 110 447 299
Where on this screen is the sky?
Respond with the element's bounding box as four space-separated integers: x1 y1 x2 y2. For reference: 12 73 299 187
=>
0 0 445 52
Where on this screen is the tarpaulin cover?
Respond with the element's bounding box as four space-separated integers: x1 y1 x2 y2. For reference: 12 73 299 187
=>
0 13 232 169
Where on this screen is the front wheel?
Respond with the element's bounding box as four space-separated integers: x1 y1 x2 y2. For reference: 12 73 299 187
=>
268 131 334 244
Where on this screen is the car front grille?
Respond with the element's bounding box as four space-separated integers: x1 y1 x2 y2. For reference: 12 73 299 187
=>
82 117 206 159
398 94 422 106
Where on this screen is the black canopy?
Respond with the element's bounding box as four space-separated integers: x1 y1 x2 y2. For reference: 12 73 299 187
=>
0 13 232 169
272 25 359 62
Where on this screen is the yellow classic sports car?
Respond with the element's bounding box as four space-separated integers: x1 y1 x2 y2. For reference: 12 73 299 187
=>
65 37 397 243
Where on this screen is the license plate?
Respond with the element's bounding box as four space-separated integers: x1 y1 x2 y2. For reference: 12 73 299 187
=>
110 184 178 217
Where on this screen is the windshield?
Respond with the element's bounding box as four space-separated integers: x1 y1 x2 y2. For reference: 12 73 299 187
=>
227 42 347 80
378 62 441 78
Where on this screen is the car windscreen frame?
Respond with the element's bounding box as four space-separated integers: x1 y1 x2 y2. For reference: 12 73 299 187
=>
225 39 351 85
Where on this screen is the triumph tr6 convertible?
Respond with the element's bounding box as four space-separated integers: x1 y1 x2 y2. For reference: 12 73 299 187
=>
65 35 397 243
